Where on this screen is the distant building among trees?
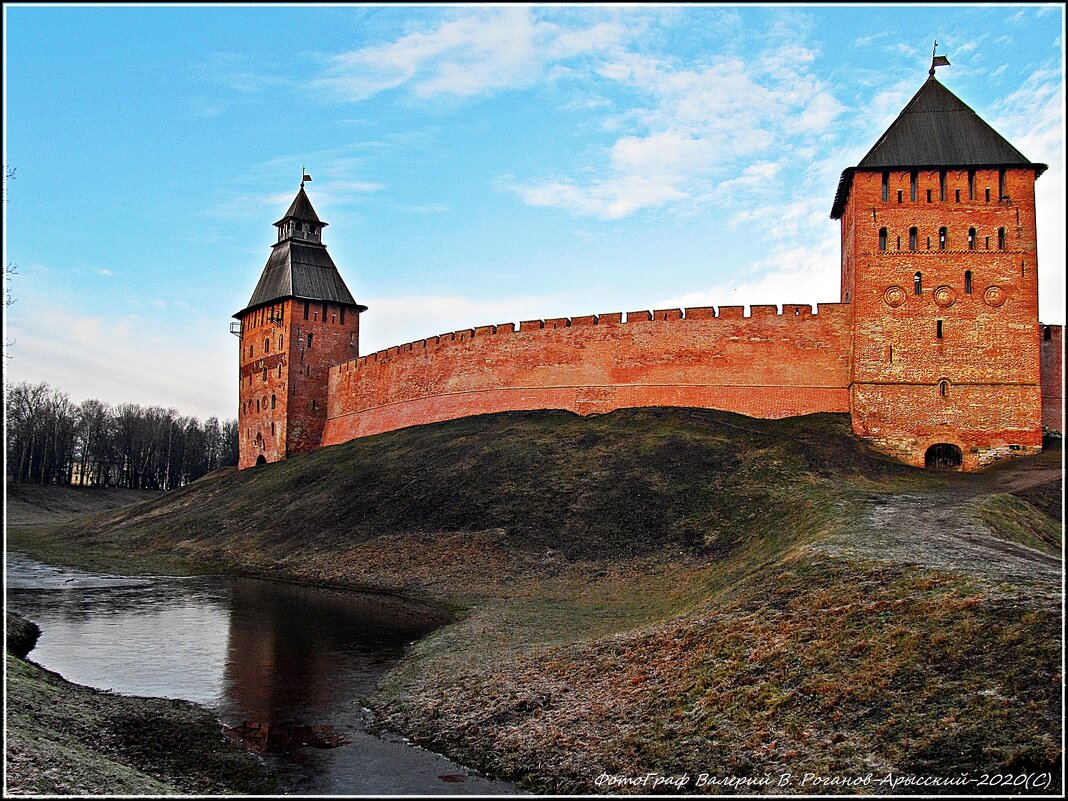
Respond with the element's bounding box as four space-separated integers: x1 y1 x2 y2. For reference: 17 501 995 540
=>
5 381 238 488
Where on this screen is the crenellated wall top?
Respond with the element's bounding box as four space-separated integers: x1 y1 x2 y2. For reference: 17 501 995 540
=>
330 302 850 377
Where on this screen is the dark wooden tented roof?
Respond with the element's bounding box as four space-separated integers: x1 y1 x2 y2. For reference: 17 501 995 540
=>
235 186 364 318
241 240 360 311
274 184 324 226
831 76 1047 219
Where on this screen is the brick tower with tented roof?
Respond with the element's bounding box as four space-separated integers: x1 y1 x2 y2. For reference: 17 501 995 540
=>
233 182 366 469
832 65 1047 470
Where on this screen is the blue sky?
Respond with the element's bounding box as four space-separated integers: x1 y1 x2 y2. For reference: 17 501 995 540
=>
4 3 1064 420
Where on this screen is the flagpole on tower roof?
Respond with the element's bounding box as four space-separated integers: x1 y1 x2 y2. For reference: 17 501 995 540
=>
929 41 951 77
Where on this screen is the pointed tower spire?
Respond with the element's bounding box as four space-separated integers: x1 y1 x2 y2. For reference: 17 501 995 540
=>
237 183 363 317
831 74 1046 219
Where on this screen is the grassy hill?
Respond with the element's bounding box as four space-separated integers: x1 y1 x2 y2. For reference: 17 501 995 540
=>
8 408 1063 793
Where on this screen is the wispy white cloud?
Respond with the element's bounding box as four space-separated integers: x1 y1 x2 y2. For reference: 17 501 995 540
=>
208 179 383 221
98 268 114 277
989 66 1065 323
359 292 583 353
6 304 236 420
194 51 291 94
314 8 629 101
654 239 841 313
854 32 892 48
508 24 845 220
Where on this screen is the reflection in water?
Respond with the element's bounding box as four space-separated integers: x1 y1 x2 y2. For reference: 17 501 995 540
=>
218 580 437 754
6 553 521 795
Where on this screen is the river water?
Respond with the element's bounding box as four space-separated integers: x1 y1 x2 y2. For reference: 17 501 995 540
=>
5 552 522 795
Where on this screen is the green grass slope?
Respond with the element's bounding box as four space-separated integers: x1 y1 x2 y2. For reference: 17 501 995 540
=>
22 409 910 574
8 408 1062 794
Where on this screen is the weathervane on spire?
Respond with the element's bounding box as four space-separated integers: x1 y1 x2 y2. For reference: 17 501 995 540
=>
300 166 312 188
929 41 951 77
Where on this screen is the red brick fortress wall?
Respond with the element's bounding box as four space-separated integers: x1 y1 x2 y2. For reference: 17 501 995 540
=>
322 304 852 446
1040 324 1063 436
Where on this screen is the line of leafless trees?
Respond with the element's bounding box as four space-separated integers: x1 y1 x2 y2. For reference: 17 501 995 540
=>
6 381 238 489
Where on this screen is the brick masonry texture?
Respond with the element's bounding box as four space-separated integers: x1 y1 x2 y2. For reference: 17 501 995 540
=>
840 167 1047 469
322 305 852 445
238 299 360 470
1041 324 1063 435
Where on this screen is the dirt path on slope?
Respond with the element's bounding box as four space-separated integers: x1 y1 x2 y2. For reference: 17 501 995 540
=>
820 445 1063 601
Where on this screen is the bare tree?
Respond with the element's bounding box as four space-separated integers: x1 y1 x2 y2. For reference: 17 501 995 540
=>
7 380 239 488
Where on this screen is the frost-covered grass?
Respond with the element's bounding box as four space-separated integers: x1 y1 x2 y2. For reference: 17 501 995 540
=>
7 409 1062 795
5 634 274 795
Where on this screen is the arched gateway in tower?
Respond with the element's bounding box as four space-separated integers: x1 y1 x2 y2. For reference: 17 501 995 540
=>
233 184 366 469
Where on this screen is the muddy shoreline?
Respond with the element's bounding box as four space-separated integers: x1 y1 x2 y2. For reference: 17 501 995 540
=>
5 611 277 795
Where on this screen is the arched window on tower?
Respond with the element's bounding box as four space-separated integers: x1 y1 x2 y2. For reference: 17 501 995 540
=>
262 366 267 383
908 227 918 250
278 335 284 350
264 337 269 354
914 272 922 295
968 228 976 250
938 227 947 250
249 344 253 358
881 171 889 202
939 170 947 201
910 171 918 202
964 270 972 294
271 394 276 409
878 228 888 251
967 170 975 200
939 380 949 398
997 227 1006 250
998 169 1007 200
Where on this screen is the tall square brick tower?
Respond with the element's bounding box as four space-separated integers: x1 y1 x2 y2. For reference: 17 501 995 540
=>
833 72 1048 470
234 184 366 469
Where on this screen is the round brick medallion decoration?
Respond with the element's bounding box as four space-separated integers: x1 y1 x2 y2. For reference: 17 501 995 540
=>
984 285 1006 307
933 285 956 307
883 285 907 307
